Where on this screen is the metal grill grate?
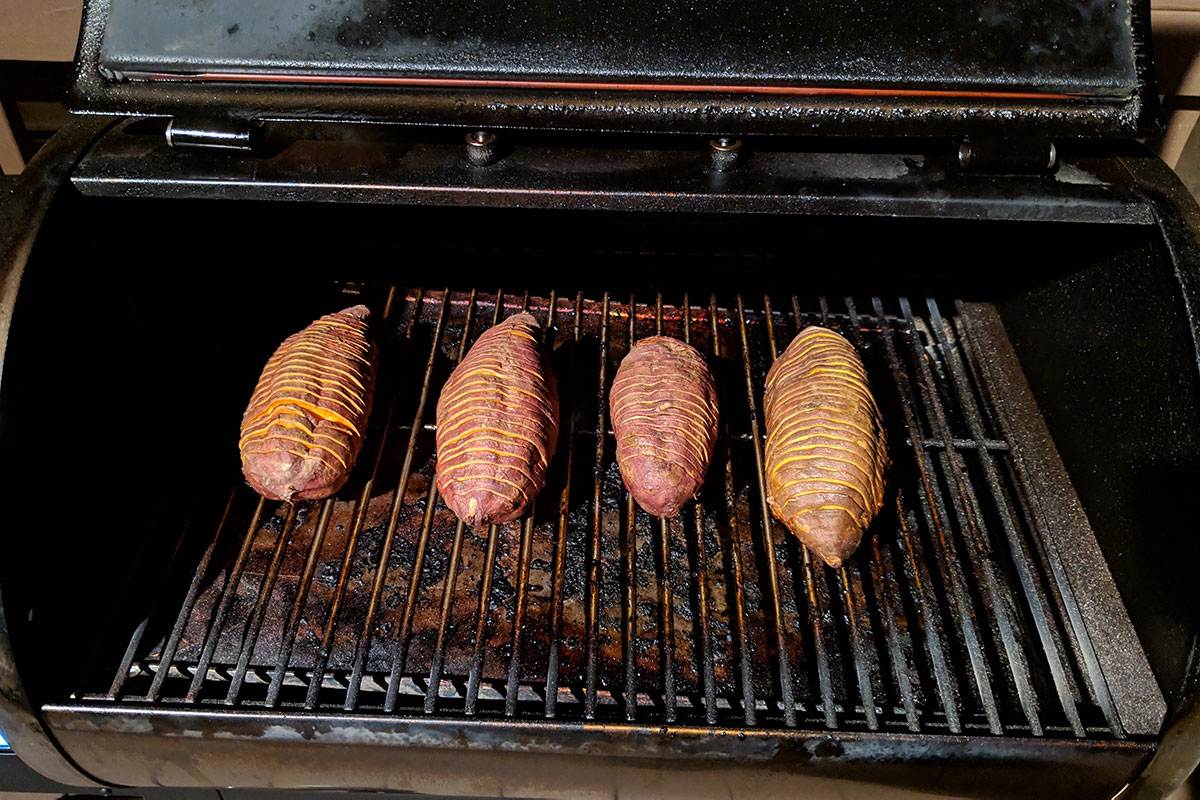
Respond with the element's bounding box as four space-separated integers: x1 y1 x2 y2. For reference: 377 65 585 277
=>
82 288 1129 738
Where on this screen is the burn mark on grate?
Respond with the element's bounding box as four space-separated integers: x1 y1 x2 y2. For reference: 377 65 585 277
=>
84 288 1121 737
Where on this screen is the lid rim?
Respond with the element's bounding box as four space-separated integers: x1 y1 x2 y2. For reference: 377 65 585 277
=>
73 0 1152 140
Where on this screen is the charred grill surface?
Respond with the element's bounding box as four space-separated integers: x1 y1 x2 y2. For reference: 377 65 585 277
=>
83 288 1135 741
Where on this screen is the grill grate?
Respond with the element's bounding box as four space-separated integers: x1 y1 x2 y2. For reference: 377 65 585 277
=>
82 287 1127 738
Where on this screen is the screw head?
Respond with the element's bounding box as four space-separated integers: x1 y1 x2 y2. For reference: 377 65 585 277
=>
467 130 497 147
465 130 500 166
958 140 974 168
708 138 743 172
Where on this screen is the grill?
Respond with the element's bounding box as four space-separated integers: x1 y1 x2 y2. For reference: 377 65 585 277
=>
77 287 1128 740
4 0 1199 793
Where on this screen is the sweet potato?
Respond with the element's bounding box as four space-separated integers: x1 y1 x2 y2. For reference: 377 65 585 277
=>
240 305 376 501
435 313 559 527
610 336 719 517
763 326 887 567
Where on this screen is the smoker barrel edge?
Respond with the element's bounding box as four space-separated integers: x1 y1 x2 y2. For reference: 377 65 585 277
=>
40 704 1156 799
68 118 1156 224
0 120 115 787
1110 151 1200 800
69 0 1149 139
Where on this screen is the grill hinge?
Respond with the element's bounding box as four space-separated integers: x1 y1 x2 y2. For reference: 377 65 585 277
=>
165 117 258 152
957 136 1058 174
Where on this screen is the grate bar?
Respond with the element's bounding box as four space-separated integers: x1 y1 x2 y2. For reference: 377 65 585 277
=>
224 504 301 704
784 296 856 729
508 299 540 702
545 292 584 718
946 310 1094 699
652 294 679 723
383 478 440 713
464 523 500 714
868 535 921 732
872 296 1002 734
266 499 334 706
306 286 415 710
344 290 452 711
735 295 797 728
924 298 1084 737
504 280 542 714
426 290 497 714
307 433 386 708
381 296 465 714
503 292 556 717
838 565 881 729
711 295 757 726
462 296 511 715
831 296 899 731
658 519 677 721
921 437 1009 451
954 304 1127 738
804 556 838 728
623 484 638 717
682 292 718 725
104 504 203 701
425 520 467 714
461 292 511 715
771 296 840 727
584 292 610 720
899 298 1042 735
895 492 963 733
843 296 957 733
622 294 639 722
145 488 239 702
185 497 266 703
505 515 536 716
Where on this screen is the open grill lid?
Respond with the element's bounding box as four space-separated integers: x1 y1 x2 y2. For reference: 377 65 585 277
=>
71 0 1153 138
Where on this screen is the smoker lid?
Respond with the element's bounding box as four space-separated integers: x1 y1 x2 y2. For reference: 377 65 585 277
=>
71 0 1152 138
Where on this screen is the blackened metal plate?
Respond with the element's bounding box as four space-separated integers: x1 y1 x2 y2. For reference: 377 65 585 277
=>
67 120 1155 223
97 0 1137 97
42 705 1157 797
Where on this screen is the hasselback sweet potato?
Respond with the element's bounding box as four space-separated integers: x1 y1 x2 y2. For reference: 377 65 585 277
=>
763 326 887 568
435 313 559 527
240 305 376 501
610 336 719 517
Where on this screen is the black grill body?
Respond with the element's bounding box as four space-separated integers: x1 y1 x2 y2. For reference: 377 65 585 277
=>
0 121 1198 799
0 0 1199 791
71 0 1154 139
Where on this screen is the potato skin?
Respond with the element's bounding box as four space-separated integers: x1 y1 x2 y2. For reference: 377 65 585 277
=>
435 313 559 527
610 336 719 518
763 326 887 568
240 305 376 502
